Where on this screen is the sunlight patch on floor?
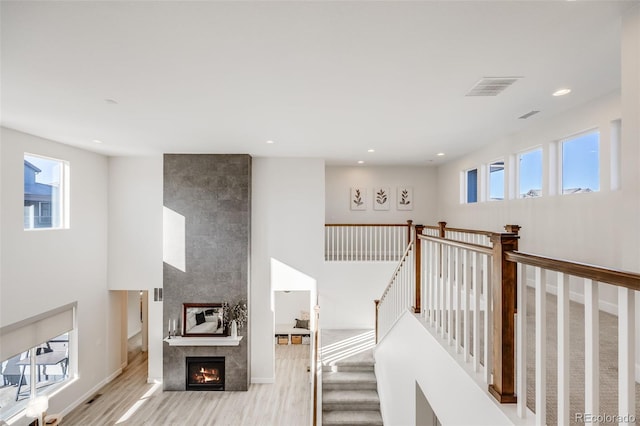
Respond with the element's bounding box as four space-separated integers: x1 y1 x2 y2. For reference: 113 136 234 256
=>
115 382 161 424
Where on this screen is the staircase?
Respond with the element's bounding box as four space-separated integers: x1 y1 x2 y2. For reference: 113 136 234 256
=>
320 330 383 426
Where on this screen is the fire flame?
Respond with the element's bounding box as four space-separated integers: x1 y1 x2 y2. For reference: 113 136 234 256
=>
194 367 220 383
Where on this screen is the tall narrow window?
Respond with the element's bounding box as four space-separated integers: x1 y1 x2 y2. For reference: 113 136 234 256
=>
466 168 478 203
489 161 505 201
561 130 600 194
24 154 69 230
518 148 542 198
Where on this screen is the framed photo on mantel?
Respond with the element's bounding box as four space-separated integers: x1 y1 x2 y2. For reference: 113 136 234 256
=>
183 303 225 337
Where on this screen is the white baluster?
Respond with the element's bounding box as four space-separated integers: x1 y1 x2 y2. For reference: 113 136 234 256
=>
464 249 470 362
456 247 463 354
535 266 546 426
557 272 570 425
473 252 481 371
584 279 599 418
618 287 636 425
516 263 527 418
447 245 454 345
482 253 491 383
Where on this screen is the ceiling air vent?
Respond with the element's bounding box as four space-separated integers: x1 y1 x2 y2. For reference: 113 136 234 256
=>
465 77 522 97
519 110 540 119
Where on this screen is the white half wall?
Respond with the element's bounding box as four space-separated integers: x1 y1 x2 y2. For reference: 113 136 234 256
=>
325 165 437 225
251 158 325 382
107 156 163 382
375 312 524 426
0 127 117 419
321 262 396 329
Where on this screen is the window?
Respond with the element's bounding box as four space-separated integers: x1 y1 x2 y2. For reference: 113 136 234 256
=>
466 169 478 203
0 303 75 421
488 161 505 201
0 333 71 420
518 148 542 198
561 130 600 194
24 154 69 230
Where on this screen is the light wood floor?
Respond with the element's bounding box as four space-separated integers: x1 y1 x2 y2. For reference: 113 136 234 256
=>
62 344 311 426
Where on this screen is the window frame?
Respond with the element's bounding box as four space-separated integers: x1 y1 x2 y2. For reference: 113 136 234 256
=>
559 129 600 196
487 159 505 201
24 153 70 231
517 147 543 199
464 168 478 204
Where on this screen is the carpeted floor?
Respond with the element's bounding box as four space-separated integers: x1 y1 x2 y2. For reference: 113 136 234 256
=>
524 287 640 425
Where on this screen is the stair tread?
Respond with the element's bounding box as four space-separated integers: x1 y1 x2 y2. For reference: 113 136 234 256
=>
323 371 377 383
323 410 383 425
323 389 380 403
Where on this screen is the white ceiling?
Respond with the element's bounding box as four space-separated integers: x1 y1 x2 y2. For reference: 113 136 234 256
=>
0 1 634 165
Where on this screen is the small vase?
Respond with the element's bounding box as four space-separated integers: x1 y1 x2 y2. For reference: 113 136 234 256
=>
230 320 238 339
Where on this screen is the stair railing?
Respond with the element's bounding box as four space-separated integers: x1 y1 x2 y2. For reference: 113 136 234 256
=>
324 221 413 261
506 251 639 423
375 240 416 343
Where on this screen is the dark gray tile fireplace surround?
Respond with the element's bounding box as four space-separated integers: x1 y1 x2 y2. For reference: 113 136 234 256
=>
163 154 251 391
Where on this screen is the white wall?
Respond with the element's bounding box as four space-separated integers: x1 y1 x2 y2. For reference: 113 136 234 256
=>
325 166 437 225
436 7 640 374
127 291 142 338
107 156 163 382
321 262 396 329
274 290 310 326
621 4 640 381
375 312 524 426
0 127 119 422
251 158 325 382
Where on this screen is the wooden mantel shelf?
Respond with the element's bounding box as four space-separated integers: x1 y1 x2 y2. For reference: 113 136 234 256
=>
163 336 243 346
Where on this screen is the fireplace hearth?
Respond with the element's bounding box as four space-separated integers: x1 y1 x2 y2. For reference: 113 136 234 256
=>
186 356 225 391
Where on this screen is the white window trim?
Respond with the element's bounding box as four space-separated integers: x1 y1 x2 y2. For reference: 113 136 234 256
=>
516 146 543 199
24 153 70 231
558 128 600 196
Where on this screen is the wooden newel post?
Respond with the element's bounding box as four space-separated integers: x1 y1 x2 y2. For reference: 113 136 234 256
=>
406 220 414 243
374 299 380 343
413 225 425 314
438 221 447 238
488 232 519 403
504 224 521 235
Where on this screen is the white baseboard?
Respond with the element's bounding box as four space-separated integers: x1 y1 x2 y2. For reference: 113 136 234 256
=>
60 375 111 417
251 377 274 384
636 363 640 383
106 367 123 383
147 377 162 384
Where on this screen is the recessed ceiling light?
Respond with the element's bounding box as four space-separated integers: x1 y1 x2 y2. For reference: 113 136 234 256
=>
437 152 445 156
553 88 571 97
266 140 274 144
357 160 365 164
367 149 375 153
92 139 103 144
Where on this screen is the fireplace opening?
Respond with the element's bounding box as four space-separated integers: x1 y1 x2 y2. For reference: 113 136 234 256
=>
186 356 225 391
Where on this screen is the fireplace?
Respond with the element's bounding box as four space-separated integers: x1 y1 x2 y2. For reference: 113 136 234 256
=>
185 357 225 391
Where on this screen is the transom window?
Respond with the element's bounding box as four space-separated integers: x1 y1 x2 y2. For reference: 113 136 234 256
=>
561 130 600 194
518 148 542 198
24 154 69 230
488 161 505 201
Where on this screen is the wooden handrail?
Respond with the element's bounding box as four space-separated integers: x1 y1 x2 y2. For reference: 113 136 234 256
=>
379 242 415 300
325 223 411 227
418 234 494 256
506 251 640 291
